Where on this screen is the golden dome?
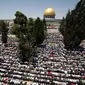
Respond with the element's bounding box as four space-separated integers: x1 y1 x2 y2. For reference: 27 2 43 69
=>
44 8 55 16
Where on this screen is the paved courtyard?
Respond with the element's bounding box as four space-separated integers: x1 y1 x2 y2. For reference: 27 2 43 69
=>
0 32 85 85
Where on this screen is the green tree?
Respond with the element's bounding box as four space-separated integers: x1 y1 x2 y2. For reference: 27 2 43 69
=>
33 17 45 45
14 11 27 26
27 18 34 34
43 18 47 37
59 17 66 36
59 0 85 49
43 18 47 31
13 11 36 62
0 20 8 44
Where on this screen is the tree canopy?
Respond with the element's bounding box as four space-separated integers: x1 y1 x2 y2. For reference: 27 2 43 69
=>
0 20 9 44
59 0 85 50
12 11 47 62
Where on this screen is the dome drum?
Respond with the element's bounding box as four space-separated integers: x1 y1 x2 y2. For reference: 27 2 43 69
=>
44 15 55 18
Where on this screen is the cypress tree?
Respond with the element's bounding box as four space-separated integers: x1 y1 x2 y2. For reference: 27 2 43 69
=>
59 0 85 50
0 21 8 44
33 17 45 45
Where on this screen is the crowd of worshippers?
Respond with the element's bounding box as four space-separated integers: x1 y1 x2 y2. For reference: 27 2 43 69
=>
0 33 85 85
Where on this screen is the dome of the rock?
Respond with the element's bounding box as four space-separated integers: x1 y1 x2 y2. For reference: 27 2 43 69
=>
44 8 56 16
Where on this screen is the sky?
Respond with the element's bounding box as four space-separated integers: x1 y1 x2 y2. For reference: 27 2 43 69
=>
0 0 79 19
